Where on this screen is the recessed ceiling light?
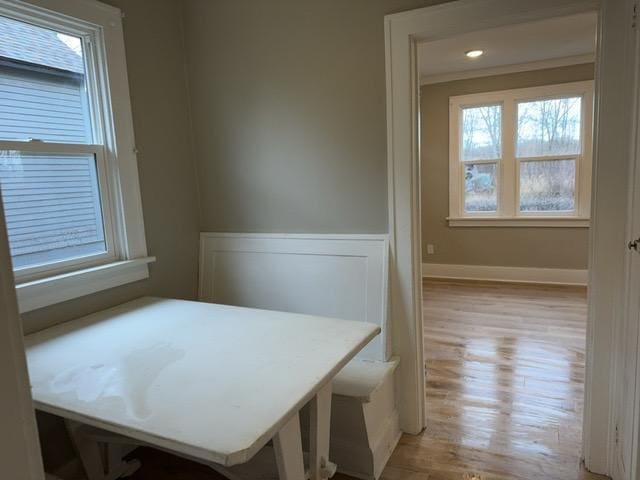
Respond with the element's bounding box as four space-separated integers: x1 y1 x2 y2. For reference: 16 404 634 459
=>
465 49 484 58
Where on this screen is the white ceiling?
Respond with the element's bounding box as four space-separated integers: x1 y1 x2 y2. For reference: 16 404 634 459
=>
418 12 597 84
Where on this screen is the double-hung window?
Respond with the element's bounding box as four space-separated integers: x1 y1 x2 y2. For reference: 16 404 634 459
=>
448 81 594 227
0 0 152 312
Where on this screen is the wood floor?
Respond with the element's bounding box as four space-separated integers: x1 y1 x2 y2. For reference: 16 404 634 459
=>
121 279 607 480
383 279 607 480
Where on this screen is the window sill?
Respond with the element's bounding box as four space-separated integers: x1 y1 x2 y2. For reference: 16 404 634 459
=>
16 257 156 313
447 217 590 228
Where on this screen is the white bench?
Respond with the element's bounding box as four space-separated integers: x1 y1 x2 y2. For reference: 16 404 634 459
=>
198 233 401 480
326 358 400 480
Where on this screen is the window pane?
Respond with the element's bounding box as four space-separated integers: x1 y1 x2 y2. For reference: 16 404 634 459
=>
0 151 106 269
516 97 581 157
464 163 497 212
0 16 93 143
519 159 576 212
461 105 502 161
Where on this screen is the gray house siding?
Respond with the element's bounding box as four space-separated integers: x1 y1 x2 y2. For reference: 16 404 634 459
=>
0 64 91 143
0 64 105 269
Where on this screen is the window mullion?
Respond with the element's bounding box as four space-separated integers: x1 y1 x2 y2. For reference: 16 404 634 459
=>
0 140 102 155
516 154 581 162
501 97 517 217
449 103 461 218
93 146 119 258
578 90 595 218
460 158 499 165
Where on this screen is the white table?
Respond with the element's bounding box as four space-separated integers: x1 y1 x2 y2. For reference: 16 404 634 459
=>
25 297 379 480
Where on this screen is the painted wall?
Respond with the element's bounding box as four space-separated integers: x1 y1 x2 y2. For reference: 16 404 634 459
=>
21 0 200 337
420 63 594 269
182 0 439 234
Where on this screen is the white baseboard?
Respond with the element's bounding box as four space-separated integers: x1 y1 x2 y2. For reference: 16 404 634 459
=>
422 262 588 286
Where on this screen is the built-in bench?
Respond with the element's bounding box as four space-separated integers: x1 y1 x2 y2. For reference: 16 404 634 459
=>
328 358 400 480
198 233 401 480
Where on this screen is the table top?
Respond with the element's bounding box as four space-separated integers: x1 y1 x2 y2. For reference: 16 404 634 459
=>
25 297 379 466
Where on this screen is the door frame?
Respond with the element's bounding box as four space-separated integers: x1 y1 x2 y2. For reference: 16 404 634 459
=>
384 0 633 476
0 191 46 478
615 4 640 478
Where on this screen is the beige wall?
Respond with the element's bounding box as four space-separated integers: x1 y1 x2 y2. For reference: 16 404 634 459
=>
183 0 440 233
421 63 595 269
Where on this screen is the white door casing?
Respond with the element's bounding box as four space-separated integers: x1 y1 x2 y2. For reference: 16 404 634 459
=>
612 3 640 478
0 188 46 479
384 0 600 437
588 0 640 477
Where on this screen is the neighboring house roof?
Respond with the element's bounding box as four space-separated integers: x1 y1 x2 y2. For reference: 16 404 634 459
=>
0 15 84 74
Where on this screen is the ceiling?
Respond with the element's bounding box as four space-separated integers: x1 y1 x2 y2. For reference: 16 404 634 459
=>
418 12 597 84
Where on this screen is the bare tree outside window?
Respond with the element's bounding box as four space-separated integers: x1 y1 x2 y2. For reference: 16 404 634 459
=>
462 105 501 160
517 97 581 156
516 96 581 212
461 105 501 212
520 159 576 211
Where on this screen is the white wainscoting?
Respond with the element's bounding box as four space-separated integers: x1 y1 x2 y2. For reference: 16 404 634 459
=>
199 233 389 361
422 262 588 286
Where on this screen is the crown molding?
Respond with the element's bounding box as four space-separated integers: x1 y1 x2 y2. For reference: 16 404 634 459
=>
420 53 595 85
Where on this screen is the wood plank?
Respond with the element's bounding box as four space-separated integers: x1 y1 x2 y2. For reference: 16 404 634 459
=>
382 280 607 480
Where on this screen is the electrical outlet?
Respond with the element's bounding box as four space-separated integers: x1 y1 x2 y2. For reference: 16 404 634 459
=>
427 244 435 255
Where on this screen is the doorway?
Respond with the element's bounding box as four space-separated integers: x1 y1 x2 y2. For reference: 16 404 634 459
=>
417 13 596 479
384 1 639 479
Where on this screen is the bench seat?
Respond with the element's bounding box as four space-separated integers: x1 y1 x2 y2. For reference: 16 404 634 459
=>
328 357 400 480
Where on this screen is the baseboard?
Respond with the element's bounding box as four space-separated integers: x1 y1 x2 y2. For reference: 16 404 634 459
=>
422 263 588 286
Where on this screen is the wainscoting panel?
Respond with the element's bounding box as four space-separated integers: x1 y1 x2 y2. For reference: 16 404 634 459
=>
199 233 389 361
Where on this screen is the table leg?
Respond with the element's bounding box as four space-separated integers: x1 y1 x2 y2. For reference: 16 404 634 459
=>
64 420 141 480
65 419 105 480
273 413 306 480
309 383 336 480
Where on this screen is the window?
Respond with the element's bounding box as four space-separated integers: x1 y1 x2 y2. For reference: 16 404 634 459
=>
448 81 593 227
0 0 152 312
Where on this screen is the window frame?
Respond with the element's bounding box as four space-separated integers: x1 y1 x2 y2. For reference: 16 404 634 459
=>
0 142 117 281
448 80 594 227
0 0 153 312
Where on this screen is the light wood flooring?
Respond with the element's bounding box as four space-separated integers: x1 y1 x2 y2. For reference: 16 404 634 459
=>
383 279 608 480
120 279 607 480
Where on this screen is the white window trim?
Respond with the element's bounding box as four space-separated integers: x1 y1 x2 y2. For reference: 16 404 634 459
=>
0 0 154 312
448 80 594 227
